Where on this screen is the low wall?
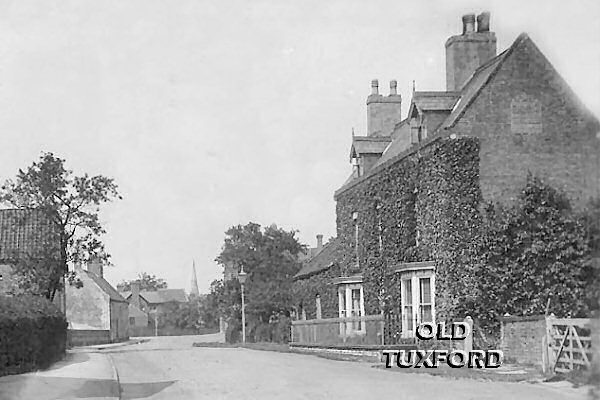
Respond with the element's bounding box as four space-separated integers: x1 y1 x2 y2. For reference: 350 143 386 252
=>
290 343 418 363
68 329 111 347
499 315 546 369
291 315 384 346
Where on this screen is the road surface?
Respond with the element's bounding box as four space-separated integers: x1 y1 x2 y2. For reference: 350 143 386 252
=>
104 336 589 400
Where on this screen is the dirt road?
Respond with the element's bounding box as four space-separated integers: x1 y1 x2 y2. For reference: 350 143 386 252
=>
106 337 589 400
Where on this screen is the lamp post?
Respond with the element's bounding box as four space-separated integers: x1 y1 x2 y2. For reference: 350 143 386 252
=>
238 265 248 344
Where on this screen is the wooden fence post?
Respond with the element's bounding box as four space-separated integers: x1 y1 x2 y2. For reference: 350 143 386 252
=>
588 311 600 382
464 316 473 352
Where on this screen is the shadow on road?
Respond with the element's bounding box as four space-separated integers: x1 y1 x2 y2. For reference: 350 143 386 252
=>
45 352 91 371
0 374 177 400
0 375 119 400
120 380 177 399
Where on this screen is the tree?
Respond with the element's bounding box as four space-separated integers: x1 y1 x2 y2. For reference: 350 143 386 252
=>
117 272 168 292
473 175 596 333
0 152 121 300
214 222 304 341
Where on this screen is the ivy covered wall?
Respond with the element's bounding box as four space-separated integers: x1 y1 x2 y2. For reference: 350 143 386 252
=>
292 263 340 320
332 136 481 320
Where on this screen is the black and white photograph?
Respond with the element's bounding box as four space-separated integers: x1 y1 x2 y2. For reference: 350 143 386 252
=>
0 1 599 399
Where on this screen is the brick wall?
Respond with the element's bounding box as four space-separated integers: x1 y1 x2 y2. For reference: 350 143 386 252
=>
448 35 600 207
500 315 546 368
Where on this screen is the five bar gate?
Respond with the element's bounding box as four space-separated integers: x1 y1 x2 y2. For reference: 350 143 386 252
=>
545 316 593 373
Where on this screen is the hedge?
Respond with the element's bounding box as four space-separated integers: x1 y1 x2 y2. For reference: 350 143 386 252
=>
0 295 67 376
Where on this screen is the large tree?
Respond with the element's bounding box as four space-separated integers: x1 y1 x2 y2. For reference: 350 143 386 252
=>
0 152 120 300
215 222 304 340
117 272 168 292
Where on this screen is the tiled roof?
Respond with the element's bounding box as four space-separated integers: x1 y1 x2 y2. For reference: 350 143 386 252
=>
294 238 340 280
85 270 128 303
122 288 188 304
128 288 188 304
350 136 391 158
0 209 59 263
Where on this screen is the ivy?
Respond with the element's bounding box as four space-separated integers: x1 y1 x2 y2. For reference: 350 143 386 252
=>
332 138 481 319
294 136 597 341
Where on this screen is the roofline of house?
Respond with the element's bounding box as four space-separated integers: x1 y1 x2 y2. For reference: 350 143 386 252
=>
334 133 445 199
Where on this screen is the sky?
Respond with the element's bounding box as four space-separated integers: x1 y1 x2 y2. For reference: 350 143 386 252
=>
0 0 599 293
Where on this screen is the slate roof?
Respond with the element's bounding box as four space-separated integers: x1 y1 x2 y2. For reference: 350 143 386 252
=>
350 136 391 158
411 91 460 112
123 288 188 304
335 34 530 197
294 238 340 280
441 44 513 129
85 270 128 303
0 209 59 262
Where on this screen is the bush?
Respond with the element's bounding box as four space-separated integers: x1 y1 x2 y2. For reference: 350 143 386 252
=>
0 295 67 376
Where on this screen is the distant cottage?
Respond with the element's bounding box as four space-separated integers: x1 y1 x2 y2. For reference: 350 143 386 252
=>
66 259 129 345
292 12 599 338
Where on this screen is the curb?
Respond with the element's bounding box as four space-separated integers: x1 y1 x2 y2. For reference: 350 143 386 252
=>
95 338 149 351
106 354 122 400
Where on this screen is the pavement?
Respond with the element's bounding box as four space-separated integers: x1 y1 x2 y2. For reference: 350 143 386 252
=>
0 351 120 400
0 333 225 400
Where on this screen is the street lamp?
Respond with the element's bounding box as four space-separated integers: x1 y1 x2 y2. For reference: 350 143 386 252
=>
238 265 248 344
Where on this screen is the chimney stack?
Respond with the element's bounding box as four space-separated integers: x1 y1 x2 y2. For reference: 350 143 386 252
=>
131 280 140 308
316 234 323 251
87 258 103 278
446 12 496 91
366 79 402 136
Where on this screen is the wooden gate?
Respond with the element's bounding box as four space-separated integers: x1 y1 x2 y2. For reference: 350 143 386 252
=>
546 317 593 373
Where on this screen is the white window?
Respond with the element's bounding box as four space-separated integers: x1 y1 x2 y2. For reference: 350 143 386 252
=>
399 267 435 338
337 281 365 334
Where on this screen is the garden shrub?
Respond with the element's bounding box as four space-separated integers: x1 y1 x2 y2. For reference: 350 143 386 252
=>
0 294 67 376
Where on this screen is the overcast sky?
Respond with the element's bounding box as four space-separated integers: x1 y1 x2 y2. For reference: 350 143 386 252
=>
1 0 598 293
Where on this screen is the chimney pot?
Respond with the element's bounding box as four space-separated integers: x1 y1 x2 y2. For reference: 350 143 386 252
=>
371 79 379 95
477 12 490 32
462 13 476 34
389 80 397 95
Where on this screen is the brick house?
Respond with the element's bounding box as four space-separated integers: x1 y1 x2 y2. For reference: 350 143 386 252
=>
121 287 188 323
292 12 599 338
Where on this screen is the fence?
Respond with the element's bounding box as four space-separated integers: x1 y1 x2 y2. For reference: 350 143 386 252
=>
545 316 594 374
291 315 384 346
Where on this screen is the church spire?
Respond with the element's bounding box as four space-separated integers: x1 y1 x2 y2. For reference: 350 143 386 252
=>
190 260 200 297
